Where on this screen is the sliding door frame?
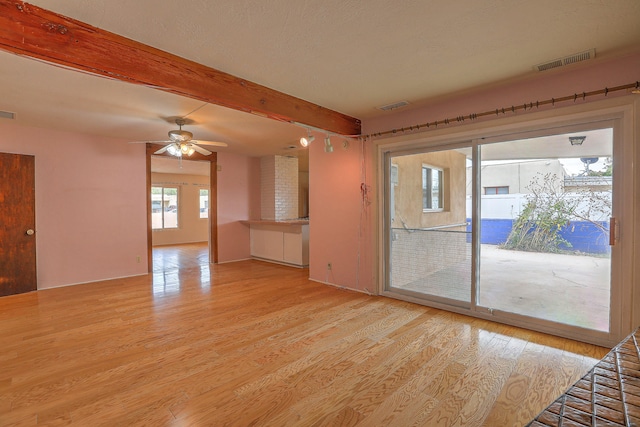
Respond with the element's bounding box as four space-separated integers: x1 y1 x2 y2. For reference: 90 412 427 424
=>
376 97 637 347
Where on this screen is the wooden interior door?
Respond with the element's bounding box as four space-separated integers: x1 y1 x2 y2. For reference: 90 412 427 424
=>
0 152 37 296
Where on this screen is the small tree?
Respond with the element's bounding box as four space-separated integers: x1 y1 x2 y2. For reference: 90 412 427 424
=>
502 173 572 253
502 172 611 253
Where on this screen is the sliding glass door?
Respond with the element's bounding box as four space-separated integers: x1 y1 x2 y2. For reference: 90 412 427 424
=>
385 146 473 306
383 118 624 345
477 128 612 332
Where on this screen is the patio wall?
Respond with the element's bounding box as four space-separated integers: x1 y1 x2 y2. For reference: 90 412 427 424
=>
467 219 610 254
390 226 470 288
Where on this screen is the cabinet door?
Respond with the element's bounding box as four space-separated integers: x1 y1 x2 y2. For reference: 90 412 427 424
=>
283 232 302 265
251 229 284 261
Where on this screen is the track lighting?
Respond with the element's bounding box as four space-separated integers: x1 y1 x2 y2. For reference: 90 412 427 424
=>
294 124 345 153
324 135 333 153
300 131 315 147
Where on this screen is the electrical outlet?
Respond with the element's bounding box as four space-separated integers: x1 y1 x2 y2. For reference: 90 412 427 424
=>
327 262 332 270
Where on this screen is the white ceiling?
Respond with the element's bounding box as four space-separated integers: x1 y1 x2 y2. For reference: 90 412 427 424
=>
2 0 639 159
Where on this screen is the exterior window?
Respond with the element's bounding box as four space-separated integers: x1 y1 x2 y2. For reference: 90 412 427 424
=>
422 166 444 210
199 189 209 219
485 186 509 195
151 186 179 229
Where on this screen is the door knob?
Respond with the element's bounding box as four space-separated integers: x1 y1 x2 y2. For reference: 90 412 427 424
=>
26 229 34 236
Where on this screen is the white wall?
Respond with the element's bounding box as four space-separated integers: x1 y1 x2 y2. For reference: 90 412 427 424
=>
260 155 299 220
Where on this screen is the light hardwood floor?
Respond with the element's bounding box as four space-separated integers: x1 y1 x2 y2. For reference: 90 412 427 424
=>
0 243 609 426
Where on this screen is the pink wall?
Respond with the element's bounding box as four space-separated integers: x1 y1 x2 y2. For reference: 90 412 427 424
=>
0 122 261 286
0 122 148 289
308 137 374 293
3 51 637 292
216 152 260 262
309 50 640 293
367 51 640 136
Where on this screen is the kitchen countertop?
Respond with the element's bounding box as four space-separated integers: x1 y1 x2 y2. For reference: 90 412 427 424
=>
241 219 309 226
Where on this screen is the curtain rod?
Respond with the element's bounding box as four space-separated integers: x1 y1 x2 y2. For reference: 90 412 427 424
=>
364 81 640 140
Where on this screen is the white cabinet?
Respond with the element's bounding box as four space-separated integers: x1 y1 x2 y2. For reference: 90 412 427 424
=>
283 227 309 266
251 229 283 261
249 222 309 267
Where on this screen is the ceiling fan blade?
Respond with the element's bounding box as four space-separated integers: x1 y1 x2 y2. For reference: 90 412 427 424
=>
128 140 171 144
154 145 171 154
191 144 212 156
193 140 228 147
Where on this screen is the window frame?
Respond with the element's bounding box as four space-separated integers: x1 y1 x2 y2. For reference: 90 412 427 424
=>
151 185 179 230
199 188 209 219
422 164 444 211
484 186 509 195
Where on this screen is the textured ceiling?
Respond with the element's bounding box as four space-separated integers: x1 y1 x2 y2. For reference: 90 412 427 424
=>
1 0 639 159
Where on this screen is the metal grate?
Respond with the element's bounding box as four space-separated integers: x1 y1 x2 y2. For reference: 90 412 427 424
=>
378 100 410 111
527 328 640 426
0 110 15 120
534 49 596 72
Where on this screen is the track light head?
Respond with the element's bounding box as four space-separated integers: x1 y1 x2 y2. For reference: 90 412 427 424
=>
324 135 333 153
300 132 315 147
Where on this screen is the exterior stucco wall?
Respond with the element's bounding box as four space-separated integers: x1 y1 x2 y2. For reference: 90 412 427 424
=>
391 150 467 230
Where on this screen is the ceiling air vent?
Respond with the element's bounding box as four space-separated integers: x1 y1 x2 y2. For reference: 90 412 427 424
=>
377 101 410 112
0 110 15 119
534 49 595 72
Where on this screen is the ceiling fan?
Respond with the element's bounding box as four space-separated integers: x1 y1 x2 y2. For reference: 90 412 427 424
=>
131 118 228 157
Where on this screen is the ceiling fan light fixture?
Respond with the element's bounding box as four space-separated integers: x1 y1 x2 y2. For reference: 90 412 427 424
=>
169 129 193 142
136 116 225 156
167 144 181 157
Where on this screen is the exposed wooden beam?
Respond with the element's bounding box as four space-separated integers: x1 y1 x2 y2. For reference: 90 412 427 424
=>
0 0 361 136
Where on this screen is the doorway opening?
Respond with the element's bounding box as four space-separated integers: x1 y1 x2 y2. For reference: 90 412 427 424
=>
146 144 218 274
149 155 213 294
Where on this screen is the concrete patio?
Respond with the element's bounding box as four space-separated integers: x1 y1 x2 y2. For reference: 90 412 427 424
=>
394 244 610 332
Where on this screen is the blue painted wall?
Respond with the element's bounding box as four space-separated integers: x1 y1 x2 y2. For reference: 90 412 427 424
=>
466 219 610 254
558 221 610 254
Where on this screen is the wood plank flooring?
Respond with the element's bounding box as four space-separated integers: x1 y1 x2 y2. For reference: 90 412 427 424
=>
0 243 609 426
